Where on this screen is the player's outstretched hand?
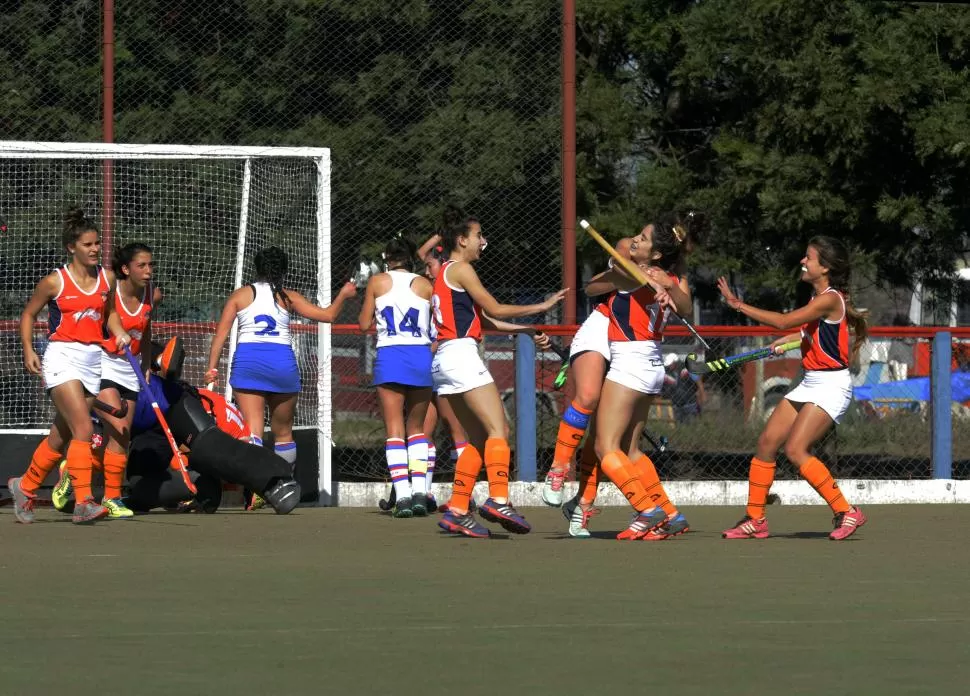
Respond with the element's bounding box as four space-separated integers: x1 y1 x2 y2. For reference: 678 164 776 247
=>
204 368 219 387
541 288 569 311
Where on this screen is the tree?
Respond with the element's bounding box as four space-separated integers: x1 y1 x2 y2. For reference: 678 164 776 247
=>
575 0 970 318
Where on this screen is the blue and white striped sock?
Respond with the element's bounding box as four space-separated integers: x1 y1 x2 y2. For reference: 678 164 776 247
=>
274 441 297 473
385 438 411 499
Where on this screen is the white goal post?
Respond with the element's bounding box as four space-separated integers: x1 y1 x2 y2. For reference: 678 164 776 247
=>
0 140 334 504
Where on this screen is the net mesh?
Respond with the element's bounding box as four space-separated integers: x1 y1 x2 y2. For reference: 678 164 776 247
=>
0 149 326 431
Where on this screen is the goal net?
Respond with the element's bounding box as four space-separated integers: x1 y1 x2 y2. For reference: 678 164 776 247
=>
0 141 334 500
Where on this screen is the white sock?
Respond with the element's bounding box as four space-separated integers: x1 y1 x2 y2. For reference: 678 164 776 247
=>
406 433 429 496
426 444 436 498
250 434 264 447
274 441 297 474
385 438 411 499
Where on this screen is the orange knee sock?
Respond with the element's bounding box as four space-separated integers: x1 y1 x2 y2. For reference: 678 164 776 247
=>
484 437 511 502
632 454 677 517
22 439 63 495
447 445 483 514
746 458 776 520
66 439 95 503
798 456 850 514
102 449 128 500
600 451 652 512
552 401 592 470
577 444 599 504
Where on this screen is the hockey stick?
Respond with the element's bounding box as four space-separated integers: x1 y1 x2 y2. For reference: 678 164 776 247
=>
535 331 570 390
92 397 128 419
685 340 801 375
123 346 197 494
579 219 715 357
377 484 397 512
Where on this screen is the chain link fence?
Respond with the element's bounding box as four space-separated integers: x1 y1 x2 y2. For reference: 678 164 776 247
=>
2 1 564 480
3 2 967 485
530 331 970 483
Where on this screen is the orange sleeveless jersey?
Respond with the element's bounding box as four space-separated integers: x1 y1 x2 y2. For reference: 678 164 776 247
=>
605 273 678 342
432 261 483 342
198 388 249 440
47 265 110 344
103 283 152 356
801 288 850 371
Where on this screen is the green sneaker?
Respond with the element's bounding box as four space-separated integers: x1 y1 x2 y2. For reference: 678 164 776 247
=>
101 497 135 520
51 461 74 513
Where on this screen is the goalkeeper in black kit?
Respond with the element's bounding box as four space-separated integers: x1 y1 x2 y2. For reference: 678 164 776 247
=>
52 338 301 515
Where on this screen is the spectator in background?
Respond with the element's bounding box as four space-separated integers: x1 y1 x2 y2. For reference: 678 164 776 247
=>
663 353 706 423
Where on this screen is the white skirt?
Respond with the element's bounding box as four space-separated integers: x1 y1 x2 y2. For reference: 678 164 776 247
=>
785 369 852 424
100 351 141 394
604 340 665 395
432 338 494 396
42 341 103 394
569 310 611 364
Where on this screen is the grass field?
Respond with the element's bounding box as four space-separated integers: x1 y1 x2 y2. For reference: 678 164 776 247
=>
2 505 969 696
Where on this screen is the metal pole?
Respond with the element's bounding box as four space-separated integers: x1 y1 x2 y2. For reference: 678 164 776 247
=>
102 0 115 260
561 0 577 325
931 332 952 479
515 333 538 481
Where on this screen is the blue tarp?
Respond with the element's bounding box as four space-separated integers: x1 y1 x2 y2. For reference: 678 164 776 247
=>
853 372 970 403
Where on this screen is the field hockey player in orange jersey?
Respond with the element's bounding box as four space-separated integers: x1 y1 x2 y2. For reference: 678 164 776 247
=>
719 236 869 541
589 217 693 540
540 237 632 511
416 238 469 513
8 207 131 525
432 206 565 538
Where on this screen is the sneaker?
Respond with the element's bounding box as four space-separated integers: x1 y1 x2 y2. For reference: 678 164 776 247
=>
425 493 438 514
72 497 109 525
7 477 36 524
541 468 567 507
264 479 301 515
722 516 770 540
437 510 490 538
642 512 690 541
616 507 667 540
562 496 598 539
479 498 531 534
101 497 135 520
52 461 74 513
245 491 267 511
394 496 413 519
830 506 867 541
411 492 428 517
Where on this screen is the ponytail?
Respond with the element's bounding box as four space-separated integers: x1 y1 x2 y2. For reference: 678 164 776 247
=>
254 246 290 306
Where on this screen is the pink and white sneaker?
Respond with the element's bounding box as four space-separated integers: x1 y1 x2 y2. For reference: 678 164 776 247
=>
722 516 769 539
541 467 567 507
829 506 867 540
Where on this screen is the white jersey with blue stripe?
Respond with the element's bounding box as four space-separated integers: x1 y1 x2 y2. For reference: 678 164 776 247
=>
375 271 432 348
236 282 292 346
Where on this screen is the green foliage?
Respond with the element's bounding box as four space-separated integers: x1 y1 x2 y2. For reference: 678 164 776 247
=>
576 0 970 310
3 1 970 313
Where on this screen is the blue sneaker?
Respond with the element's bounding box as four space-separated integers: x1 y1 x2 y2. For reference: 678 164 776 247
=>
479 498 531 534
616 507 667 540
642 512 690 540
438 510 490 538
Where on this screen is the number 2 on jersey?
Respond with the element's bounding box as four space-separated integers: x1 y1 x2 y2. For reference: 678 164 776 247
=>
380 306 423 337
253 314 280 336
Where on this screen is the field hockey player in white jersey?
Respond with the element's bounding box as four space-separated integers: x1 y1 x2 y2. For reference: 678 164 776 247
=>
358 237 434 518
207 246 356 505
